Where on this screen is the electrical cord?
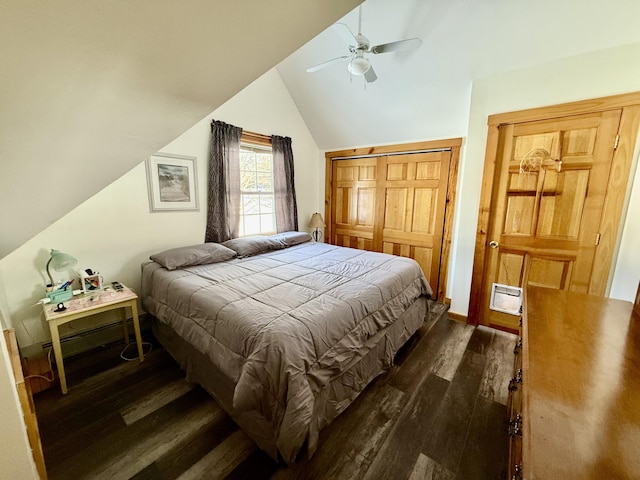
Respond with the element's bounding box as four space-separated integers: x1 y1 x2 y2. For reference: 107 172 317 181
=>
23 347 55 383
120 341 153 361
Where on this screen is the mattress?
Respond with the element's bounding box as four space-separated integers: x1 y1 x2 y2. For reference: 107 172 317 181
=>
141 241 432 463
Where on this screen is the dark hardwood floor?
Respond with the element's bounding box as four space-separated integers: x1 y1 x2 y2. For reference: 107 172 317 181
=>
34 306 516 480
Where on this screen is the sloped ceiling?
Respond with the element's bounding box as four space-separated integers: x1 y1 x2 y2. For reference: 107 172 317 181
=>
5 0 640 261
0 0 361 259
277 0 640 150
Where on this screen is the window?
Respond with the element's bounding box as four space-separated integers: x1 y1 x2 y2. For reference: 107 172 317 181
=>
239 142 275 236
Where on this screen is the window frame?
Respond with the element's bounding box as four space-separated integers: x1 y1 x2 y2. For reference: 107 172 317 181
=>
238 131 275 237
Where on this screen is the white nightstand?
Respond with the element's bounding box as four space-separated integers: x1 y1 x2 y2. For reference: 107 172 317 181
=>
43 286 144 394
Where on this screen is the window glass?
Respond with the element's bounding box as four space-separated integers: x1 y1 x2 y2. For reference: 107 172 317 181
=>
239 143 275 236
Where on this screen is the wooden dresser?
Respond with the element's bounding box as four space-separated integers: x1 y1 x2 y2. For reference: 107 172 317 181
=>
508 286 640 479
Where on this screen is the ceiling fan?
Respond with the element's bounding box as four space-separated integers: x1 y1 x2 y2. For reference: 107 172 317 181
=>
307 6 422 83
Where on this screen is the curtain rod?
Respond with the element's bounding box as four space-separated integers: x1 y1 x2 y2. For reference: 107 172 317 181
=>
330 147 451 160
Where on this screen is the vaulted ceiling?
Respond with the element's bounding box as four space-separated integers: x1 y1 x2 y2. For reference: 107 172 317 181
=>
0 0 361 259
277 0 640 150
3 0 640 261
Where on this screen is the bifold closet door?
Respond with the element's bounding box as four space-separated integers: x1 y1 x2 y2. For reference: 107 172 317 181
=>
331 151 452 290
376 151 451 288
331 157 378 251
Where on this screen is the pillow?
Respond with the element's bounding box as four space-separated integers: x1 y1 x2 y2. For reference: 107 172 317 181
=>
222 235 284 257
271 231 312 247
150 243 236 270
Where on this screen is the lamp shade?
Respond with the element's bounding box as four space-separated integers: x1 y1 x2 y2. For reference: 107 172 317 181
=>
308 213 325 228
347 55 371 76
46 249 77 285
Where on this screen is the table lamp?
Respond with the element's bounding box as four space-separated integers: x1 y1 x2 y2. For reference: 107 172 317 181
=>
308 213 326 242
46 249 77 286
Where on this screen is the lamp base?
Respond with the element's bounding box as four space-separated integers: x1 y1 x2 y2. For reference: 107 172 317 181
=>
313 228 322 242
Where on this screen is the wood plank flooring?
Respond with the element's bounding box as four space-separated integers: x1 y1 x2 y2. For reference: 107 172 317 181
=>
34 307 516 480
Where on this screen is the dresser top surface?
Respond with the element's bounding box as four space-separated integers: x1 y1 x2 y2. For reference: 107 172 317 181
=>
523 286 640 479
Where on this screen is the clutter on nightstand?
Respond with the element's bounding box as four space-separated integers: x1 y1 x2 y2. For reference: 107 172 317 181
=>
81 268 103 293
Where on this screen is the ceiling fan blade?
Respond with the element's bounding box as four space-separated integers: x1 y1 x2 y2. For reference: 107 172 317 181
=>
334 22 358 47
364 65 377 83
306 56 350 73
371 37 422 54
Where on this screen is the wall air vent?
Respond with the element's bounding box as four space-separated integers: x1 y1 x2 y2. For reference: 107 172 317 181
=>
490 283 523 316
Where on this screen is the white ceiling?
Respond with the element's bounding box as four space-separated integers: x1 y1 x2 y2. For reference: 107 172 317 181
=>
277 0 640 150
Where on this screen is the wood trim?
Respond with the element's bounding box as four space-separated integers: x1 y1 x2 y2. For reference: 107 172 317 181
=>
326 138 463 160
325 138 462 300
590 104 640 294
437 145 460 301
447 311 467 323
324 157 333 243
488 91 640 126
468 124 501 326
241 130 272 147
470 92 640 326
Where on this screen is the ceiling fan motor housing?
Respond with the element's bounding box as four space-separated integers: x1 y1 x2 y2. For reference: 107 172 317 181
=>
354 34 370 51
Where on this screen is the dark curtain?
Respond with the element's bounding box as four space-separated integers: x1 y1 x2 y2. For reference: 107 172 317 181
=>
205 120 242 243
272 135 298 232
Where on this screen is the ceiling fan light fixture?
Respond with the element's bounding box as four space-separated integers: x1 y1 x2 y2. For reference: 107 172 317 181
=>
347 55 370 76
306 6 421 83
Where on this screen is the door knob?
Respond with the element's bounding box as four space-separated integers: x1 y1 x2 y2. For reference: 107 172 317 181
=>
489 240 499 249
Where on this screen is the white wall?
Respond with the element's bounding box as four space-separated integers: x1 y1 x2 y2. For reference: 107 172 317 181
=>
0 338 39 480
0 255 38 479
0 310 39 479
449 42 640 316
0 68 321 349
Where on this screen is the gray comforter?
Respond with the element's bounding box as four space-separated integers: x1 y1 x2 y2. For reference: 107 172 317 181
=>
141 241 432 463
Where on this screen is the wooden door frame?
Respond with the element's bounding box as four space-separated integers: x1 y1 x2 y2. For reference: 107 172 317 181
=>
324 138 462 301
468 92 640 326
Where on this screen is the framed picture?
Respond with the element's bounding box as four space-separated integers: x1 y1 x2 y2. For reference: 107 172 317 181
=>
146 152 199 212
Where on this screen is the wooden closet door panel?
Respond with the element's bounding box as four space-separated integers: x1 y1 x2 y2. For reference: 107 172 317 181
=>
380 151 451 288
331 158 377 250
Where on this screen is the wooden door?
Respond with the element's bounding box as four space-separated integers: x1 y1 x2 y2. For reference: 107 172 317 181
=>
332 158 378 251
377 152 451 287
479 110 622 330
331 151 452 293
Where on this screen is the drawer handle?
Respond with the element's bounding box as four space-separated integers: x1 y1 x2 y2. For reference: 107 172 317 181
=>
513 337 523 355
508 414 523 437
511 464 522 480
508 369 523 391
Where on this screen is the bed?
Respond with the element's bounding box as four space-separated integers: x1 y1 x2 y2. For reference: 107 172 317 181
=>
141 232 432 464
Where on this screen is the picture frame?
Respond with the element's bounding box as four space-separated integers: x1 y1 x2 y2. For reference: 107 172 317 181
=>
146 152 199 212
